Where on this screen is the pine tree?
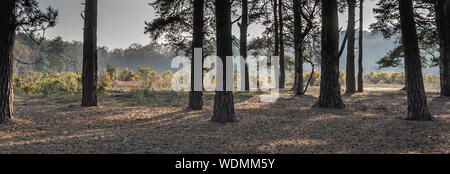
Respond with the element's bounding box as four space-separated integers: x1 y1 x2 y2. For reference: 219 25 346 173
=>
293 0 303 95
292 0 321 95
278 0 285 89
436 0 450 97
189 0 204 110
313 0 345 108
82 0 99 107
399 0 433 121
212 0 236 123
345 0 356 94
0 0 57 123
357 0 364 92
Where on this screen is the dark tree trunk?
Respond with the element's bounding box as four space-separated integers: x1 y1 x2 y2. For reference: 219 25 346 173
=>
82 0 98 107
273 0 279 89
212 0 236 123
293 0 303 95
345 0 356 94
0 0 16 123
278 0 285 89
357 0 364 92
444 3 450 96
399 0 433 121
189 0 204 110
313 0 345 108
257 59 260 91
240 0 249 91
436 0 450 97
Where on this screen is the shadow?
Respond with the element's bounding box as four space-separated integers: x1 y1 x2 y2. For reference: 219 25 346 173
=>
429 95 450 116
229 90 449 154
1 88 449 154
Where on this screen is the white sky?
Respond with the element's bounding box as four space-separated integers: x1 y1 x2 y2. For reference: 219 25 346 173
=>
38 0 380 49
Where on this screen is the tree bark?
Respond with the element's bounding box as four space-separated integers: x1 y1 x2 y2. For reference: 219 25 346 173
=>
278 0 285 89
0 0 16 123
257 59 260 91
436 0 450 97
399 0 433 121
273 0 279 89
212 0 236 123
293 0 303 95
240 0 250 91
313 0 345 108
345 0 356 94
189 0 204 110
82 0 99 107
444 3 450 96
357 0 364 92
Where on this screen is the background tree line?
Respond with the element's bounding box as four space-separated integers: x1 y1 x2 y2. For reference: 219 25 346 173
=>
13 32 173 74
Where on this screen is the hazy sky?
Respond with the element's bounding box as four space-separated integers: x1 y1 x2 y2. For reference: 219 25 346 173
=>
38 0 379 49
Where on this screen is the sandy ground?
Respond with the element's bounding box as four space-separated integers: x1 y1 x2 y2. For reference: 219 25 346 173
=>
0 84 449 154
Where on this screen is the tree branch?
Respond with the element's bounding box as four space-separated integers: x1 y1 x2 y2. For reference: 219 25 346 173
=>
338 30 349 58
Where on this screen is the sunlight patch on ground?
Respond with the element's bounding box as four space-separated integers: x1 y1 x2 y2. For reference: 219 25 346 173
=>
258 139 328 151
0 131 105 148
9 118 35 125
439 115 450 119
97 107 181 122
308 114 341 122
364 87 401 92
0 131 48 142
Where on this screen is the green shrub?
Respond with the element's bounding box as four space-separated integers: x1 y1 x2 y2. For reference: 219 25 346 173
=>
120 68 136 81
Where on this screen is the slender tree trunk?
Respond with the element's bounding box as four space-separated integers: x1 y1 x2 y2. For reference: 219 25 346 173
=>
346 0 356 94
278 0 285 89
436 0 450 97
189 0 204 110
436 0 445 94
0 0 16 123
399 0 433 121
273 0 279 89
313 0 345 108
444 3 450 96
240 0 249 91
357 0 364 92
293 0 303 95
82 0 98 107
257 59 260 91
212 0 235 123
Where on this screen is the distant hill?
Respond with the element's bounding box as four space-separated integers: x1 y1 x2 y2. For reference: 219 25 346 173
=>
337 30 439 75
231 30 438 75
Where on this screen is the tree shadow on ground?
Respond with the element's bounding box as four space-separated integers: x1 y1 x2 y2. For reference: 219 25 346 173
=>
1 89 449 154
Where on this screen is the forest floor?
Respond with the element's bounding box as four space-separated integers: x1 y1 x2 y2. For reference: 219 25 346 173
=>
0 84 449 154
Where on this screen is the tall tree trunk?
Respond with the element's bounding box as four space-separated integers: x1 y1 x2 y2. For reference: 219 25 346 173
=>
346 0 356 94
273 0 279 89
313 0 345 108
240 0 249 91
257 59 260 91
82 0 98 107
444 3 450 96
357 0 364 92
0 0 16 123
399 0 433 121
278 0 285 89
189 0 204 110
293 0 303 95
212 0 236 123
436 0 450 97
